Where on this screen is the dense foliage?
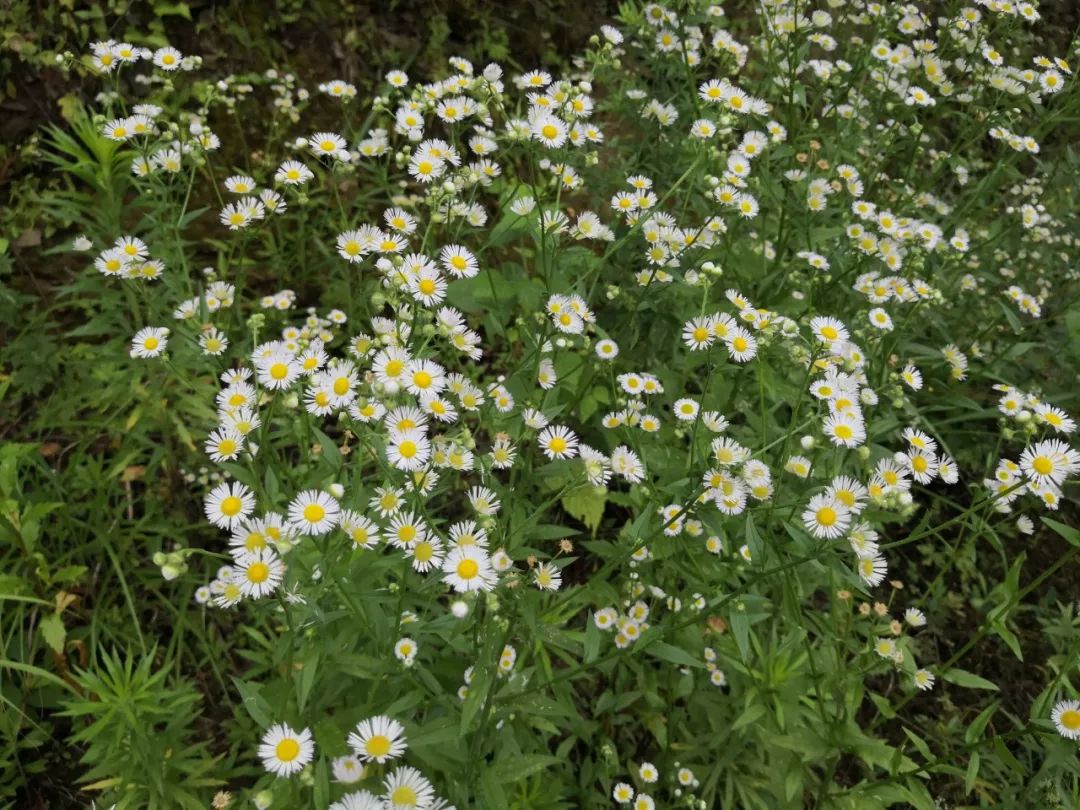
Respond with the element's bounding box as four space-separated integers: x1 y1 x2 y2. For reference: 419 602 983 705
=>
3 1 1080 809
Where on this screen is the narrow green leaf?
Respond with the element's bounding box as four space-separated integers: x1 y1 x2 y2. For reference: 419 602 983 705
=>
942 668 998 691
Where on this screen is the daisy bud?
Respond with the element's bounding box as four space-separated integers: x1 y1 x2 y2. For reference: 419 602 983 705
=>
328 483 345 498
800 435 816 450
451 600 469 618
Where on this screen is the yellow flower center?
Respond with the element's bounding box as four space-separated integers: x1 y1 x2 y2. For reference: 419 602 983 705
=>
270 363 288 380
385 359 405 377
333 377 350 395
418 279 436 295
548 437 568 454
221 496 242 516
816 507 837 526
275 738 300 762
820 325 839 340
247 562 270 583
835 424 853 440
391 786 417 806
413 371 432 389
143 337 159 350
1061 709 1080 730
1033 456 1053 475
303 503 326 523
399 440 417 459
457 559 479 579
366 735 392 757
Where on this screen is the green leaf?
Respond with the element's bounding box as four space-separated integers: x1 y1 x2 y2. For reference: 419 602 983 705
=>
527 524 581 541
730 609 751 661
1042 517 1080 548
460 665 491 734
732 702 767 732
232 677 273 727
312 427 342 473
642 640 703 669
313 754 330 810
561 486 607 535
964 702 998 745
964 752 980 795
902 728 932 761
39 613 66 654
645 712 668 748
584 616 601 663
479 767 509 806
153 1 192 19
296 651 320 713
745 514 765 564
942 668 998 691
492 754 561 783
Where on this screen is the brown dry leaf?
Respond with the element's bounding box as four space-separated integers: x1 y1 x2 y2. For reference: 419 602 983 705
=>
14 228 41 248
121 465 146 482
55 590 78 614
39 442 62 458
707 616 728 634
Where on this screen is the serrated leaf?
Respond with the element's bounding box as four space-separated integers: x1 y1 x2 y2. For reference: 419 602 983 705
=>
561 486 607 535
39 613 65 654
